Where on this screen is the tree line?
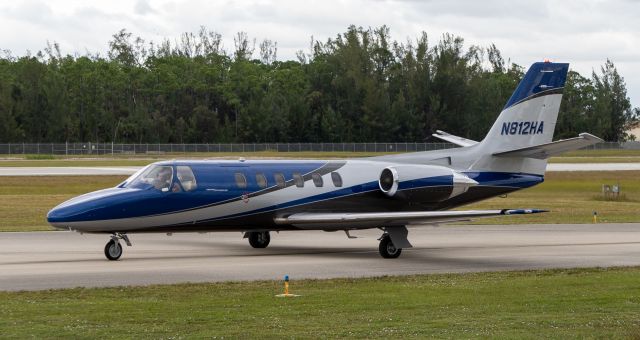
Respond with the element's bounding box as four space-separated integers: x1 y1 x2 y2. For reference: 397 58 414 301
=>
0 25 637 143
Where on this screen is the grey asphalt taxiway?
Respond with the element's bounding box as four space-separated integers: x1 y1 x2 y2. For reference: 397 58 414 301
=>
1 223 639 291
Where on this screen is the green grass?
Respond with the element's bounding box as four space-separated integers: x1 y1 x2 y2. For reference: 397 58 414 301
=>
0 176 126 231
24 154 56 160
466 171 640 224
1 170 639 231
1 267 639 338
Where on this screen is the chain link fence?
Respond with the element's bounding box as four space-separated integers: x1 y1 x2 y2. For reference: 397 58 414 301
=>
0 141 638 156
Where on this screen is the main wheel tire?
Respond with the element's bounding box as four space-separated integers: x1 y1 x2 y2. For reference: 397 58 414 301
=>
379 235 402 259
104 239 123 261
248 231 270 248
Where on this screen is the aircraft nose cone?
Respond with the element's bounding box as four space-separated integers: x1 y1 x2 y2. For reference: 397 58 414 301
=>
47 207 62 221
47 205 71 227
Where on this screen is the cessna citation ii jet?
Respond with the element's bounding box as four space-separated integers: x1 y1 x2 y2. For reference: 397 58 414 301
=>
48 61 602 260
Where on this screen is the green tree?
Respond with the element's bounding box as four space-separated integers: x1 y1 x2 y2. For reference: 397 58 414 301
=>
591 60 637 141
0 26 636 144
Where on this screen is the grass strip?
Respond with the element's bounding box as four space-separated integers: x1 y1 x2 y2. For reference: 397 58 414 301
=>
467 171 640 224
1 267 639 338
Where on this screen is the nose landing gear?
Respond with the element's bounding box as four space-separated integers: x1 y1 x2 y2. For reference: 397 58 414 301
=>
104 233 131 261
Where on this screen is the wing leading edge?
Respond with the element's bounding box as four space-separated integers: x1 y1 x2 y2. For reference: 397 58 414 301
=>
274 209 547 229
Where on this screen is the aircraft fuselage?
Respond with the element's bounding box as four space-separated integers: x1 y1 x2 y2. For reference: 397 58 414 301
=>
47 159 542 233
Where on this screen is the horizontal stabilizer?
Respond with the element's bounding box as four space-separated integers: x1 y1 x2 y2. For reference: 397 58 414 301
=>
432 130 478 147
274 209 547 229
492 133 603 159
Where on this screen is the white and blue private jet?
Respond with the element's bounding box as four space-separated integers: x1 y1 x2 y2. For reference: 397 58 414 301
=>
48 61 602 260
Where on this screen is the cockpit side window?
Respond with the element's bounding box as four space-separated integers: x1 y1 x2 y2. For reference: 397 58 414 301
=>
177 166 198 192
124 165 173 191
152 166 174 191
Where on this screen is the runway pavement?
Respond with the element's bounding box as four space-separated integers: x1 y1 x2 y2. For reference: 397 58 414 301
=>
0 166 140 176
1 223 639 291
1 162 640 176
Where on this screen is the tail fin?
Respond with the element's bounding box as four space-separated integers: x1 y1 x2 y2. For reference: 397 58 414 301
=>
469 62 570 175
479 61 569 152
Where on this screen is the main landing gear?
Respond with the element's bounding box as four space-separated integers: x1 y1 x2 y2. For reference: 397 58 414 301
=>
245 231 270 248
377 226 412 259
378 234 402 258
104 233 131 261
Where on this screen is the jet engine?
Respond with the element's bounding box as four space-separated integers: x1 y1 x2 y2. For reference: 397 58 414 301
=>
378 164 477 202
378 167 400 196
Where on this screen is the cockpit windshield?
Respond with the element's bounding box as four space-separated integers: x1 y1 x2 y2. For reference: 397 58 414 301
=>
123 165 174 191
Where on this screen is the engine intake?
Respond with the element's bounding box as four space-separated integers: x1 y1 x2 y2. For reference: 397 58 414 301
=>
379 167 399 196
377 165 478 202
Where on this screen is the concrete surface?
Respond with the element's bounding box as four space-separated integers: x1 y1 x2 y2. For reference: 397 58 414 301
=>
1 223 639 291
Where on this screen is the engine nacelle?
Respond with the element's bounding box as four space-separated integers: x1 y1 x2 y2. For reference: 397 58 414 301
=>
378 167 400 196
378 164 477 202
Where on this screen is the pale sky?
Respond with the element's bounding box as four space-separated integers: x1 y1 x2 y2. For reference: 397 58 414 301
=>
1 0 639 107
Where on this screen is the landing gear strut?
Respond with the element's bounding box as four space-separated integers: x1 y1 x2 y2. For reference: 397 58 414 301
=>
104 233 131 261
378 234 402 259
246 231 270 248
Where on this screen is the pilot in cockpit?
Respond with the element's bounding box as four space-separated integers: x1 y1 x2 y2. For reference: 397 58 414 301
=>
153 167 173 191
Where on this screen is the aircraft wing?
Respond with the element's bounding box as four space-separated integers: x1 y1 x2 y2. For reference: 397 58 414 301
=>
274 209 546 229
492 133 603 159
432 130 479 147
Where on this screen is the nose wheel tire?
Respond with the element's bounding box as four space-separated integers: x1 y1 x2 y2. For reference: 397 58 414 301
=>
379 235 402 259
104 239 123 261
248 231 270 248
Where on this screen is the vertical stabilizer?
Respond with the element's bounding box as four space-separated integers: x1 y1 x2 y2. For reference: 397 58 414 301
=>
470 62 569 174
480 62 569 151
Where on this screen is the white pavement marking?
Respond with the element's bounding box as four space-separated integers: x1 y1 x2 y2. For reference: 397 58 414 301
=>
1 223 639 291
0 163 639 176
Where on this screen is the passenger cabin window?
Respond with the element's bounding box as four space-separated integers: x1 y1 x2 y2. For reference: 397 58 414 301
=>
176 166 197 192
274 173 286 188
256 173 268 189
312 173 323 187
331 172 343 187
234 172 247 189
293 173 304 188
